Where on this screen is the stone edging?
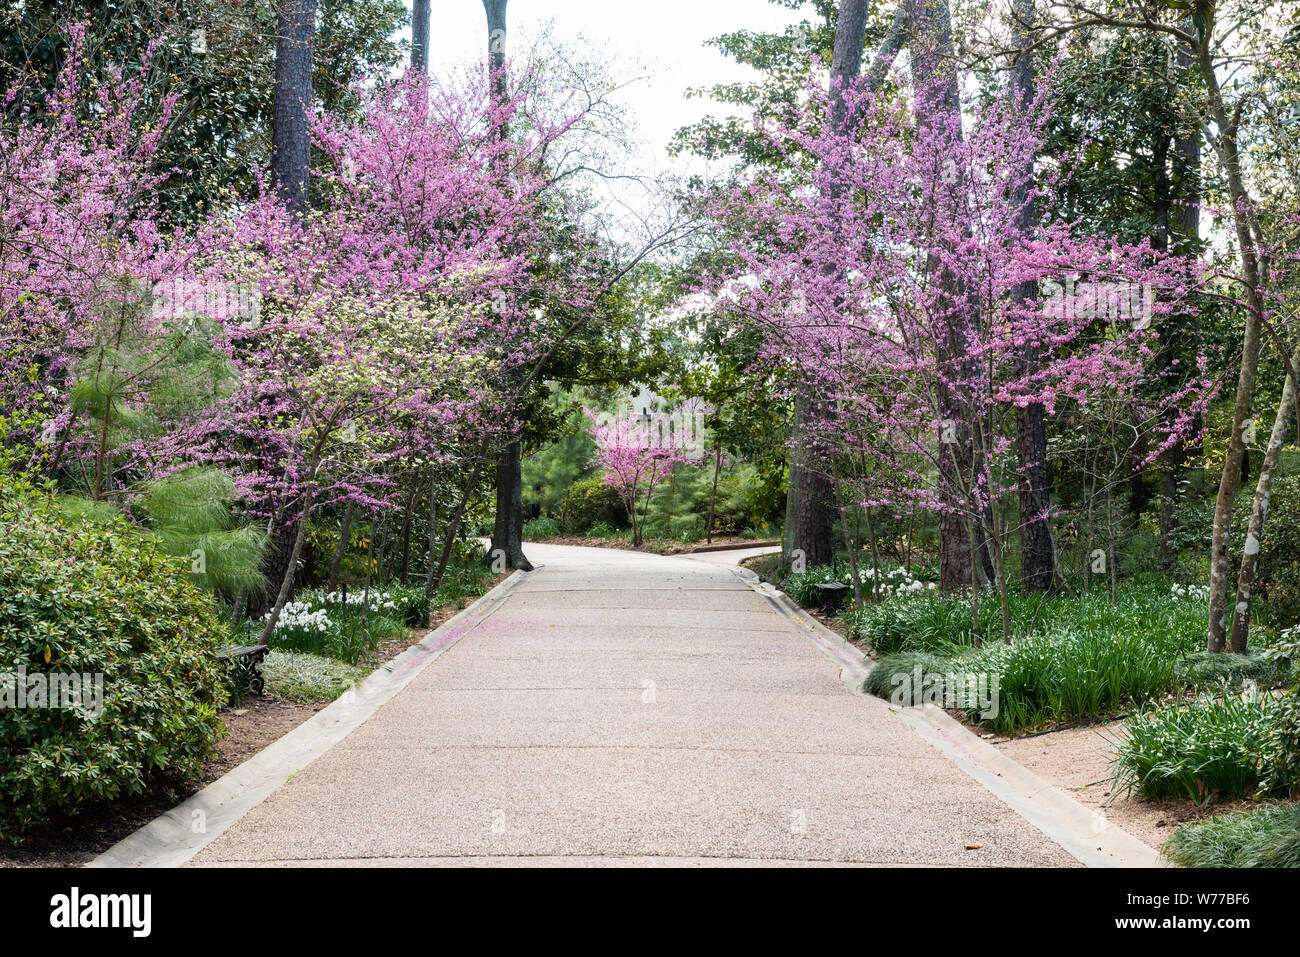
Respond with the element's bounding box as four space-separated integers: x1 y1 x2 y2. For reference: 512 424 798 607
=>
729 565 1163 869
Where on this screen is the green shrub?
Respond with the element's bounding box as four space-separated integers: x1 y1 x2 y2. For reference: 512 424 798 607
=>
1178 650 1291 690
0 494 228 839
1164 802 1300 868
1237 473 1300 625
559 476 625 534
783 565 843 605
523 516 561 539
263 650 366 704
863 651 958 701
587 520 618 538
1111 692 1281 803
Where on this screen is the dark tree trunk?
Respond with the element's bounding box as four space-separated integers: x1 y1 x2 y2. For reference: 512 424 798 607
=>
491 439 533 570
481 0 531 571
327 499 354 592
783 0 872 571
399 482 416 584
1008 0 1059 592
908 0 979 593
272 0 316 215
1159 19 1202 570
411 0 431 72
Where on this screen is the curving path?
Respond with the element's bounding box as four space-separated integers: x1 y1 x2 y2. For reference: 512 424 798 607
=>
169 542 1082 866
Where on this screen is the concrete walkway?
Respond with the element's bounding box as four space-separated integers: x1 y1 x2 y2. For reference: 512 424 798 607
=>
175 543 1081 866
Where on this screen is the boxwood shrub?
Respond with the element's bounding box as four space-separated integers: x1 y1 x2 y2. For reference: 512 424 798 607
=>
0 494 228 839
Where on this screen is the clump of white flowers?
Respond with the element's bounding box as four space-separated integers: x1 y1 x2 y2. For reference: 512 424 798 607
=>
317 589 399 613
851 566 938 595
264 601 333 635
1170 583 1209 601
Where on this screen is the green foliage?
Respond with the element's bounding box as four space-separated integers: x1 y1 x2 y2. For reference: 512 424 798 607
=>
1111 692 1285 803
559 475 625 533
859 581 1217 733
1164 802 1300 868
262 650 366 705
784 565 844 606
136 467 268 601
587 520 619 538
1178 650 1291 690
863 652 956 701
0 492 227 839
523 516 561 539
1242 473 1300 626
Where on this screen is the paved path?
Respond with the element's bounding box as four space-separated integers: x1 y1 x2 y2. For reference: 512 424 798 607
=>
191 543 1074 866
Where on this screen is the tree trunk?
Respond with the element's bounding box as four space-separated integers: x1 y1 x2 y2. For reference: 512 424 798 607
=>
782 0 874 572
706 443 722 544
327 499 354 592
491 439 533 570
411 0 431 72
399 481 416 584
1159 37 1201 569
1007 0 1059 593
908 0 980 593
480 0 530 571
272 0 316 215
1228 347 1300 652
259 480 317 645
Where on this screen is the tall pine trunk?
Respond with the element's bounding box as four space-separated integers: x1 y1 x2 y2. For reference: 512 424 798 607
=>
1008 0 1059 592
272 0 316 214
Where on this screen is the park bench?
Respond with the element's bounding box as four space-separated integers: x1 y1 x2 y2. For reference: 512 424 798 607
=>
216 643 269 695
813 581 850 617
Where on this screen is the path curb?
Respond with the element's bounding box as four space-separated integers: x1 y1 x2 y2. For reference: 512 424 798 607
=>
88 569 530 868
730 566 1163 869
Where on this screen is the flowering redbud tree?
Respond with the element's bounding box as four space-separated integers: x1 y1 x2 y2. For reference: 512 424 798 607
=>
708 64 1215 639
585 406 695 547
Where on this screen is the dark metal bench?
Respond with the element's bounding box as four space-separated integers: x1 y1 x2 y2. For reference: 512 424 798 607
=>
217 643 269 695
813 581 850 617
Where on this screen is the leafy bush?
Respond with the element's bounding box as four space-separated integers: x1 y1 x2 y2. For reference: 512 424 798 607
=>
263 650 366 704
587 520 619 538
558 476 625 533
1111 692 1281 802
0 494 228 839
1237 474 1300 626
1164 802 1300 868
783 565 843 605
863 651 957 701
1178 650 1291 690
847 595 971 655
523 516 561 539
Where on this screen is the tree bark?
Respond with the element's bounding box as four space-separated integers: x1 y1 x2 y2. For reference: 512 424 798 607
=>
491 439 533 569
272 0 316 215
327 499 354 592
481 0 531 571
411 0 431 72
783 0 876 571
1229 347 1300 652
1008 0 1060 592
907 0 980 593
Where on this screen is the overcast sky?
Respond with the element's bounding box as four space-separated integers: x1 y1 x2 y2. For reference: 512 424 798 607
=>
404 1 808 169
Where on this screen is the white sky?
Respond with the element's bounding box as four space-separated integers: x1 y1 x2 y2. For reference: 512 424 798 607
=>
405 1 808 170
